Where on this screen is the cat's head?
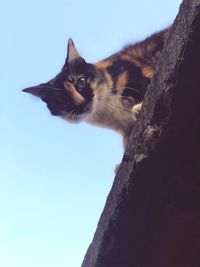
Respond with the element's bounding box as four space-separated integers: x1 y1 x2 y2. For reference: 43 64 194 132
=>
23 39 103 122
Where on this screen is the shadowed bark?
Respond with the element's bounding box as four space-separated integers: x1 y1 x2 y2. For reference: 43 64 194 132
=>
81 0 200 266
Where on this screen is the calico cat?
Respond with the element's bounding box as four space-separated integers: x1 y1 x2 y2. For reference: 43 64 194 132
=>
23 28 169 149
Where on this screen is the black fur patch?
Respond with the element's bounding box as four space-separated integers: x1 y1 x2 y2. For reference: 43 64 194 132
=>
106 58 150 100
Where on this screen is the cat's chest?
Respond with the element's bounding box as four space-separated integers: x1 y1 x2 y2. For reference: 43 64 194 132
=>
86 95 136 136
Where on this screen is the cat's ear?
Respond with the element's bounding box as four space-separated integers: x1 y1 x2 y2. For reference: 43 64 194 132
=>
22 80 58 101
67 38 82 63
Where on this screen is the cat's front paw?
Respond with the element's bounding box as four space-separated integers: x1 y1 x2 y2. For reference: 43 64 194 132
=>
131 102 142 120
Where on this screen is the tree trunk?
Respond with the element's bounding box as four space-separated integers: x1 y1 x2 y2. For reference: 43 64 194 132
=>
81 0 200 266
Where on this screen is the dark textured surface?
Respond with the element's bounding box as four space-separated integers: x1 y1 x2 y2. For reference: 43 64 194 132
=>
81 0 200 266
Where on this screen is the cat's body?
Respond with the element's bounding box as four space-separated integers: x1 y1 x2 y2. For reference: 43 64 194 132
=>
23 28 169 149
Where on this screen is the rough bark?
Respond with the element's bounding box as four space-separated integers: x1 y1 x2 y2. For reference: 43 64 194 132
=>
81 0 200 266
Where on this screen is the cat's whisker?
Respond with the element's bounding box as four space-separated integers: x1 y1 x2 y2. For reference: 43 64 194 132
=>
95 99 121 116
96 94 135 101
111 86 141 94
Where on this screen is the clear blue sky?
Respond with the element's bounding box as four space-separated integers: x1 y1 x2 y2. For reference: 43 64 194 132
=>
1 1 182 266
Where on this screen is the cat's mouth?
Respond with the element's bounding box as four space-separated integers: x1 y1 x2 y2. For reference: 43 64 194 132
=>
60 93 94 122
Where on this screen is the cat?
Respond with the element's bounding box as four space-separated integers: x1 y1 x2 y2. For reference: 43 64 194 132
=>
23 28 169 150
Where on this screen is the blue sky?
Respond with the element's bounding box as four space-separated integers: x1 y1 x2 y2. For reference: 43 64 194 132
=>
1 1 182 266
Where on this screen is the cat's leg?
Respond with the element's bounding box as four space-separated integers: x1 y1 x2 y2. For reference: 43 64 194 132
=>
115 104 142 173
132 102 143 120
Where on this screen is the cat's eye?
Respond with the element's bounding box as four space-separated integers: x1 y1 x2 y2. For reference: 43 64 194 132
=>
77 77 87 90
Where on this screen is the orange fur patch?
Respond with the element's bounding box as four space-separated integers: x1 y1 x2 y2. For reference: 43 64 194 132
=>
104 71 113 89
142 66 154 78
95 60 112 69
120 54 154 78
64 81 85 106
116 72 128 94
90 80 98 91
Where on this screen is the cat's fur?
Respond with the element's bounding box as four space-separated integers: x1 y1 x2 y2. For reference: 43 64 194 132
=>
23 28 169 149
